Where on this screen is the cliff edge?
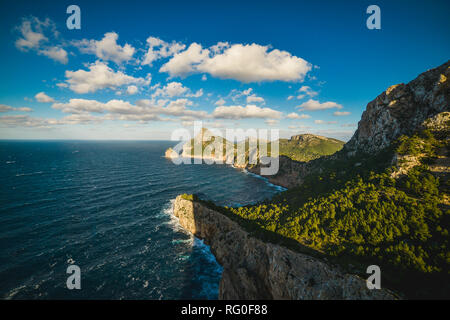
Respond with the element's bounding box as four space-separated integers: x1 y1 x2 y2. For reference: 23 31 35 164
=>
173 195 397 300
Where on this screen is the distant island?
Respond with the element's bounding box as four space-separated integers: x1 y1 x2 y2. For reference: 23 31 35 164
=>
164 129 344 167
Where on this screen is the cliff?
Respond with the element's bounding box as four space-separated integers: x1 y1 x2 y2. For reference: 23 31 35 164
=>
345 60 449 154
250 60 450 188
173 195 397 300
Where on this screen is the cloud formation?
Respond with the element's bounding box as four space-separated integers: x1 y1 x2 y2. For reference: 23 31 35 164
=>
51 97 207 122
64 61 149 94
285 112 310 119
38 47 68 64
0 104 32 112
35 92 55 103
161 42 311 82
314 120 338 125
297 99 343 111
126 85 138 95
212 104 282 120
152 82 188 97
15 16 68 64
142 36 186 66
333 111 351 116
246 94 265 104
75 32 135 65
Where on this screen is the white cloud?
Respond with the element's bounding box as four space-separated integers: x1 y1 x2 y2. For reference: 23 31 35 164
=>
15 17 67 64
52 97 206 121
0 115 52 127
212 104 282 120
75 32 135 65
15 17 51 51
187 89 203 98
52 99 145 115
198 44 311 82
242 88 253 95
152 81 188 97
161 42 311 82
136 98 208 118
215 98 226 106
285 112 310 119
160 43 210 77
297 99 343 111
265 119 279 126
333 111 351 116
0 104 33 112
35 92 55 103
314 120 338 125
152 82 202 98
0 113 106 127
3 96 211 127
64 61 149 94
142 36 186 66
298 85 318 97
39 47 68 64
17 107 32 112
246 94 264 104
127 85 138 95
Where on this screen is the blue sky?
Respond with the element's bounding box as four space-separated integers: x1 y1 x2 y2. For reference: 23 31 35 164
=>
0 0 449 140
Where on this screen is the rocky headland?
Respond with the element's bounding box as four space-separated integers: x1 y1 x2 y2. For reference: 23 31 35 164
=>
173 195 397 299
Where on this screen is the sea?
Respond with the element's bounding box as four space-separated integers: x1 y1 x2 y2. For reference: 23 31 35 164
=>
0 140 285 299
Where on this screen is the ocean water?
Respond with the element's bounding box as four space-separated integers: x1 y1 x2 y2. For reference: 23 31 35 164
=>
0 141 284 299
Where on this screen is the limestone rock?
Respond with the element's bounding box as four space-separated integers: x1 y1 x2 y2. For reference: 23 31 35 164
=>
164 147 179 159
345 61 450 154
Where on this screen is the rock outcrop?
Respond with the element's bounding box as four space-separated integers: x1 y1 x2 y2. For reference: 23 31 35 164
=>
164 147 179 159
247 155 316 189
345 61 449 154
173 195 397 300
250 61 450 188
290 133 335 143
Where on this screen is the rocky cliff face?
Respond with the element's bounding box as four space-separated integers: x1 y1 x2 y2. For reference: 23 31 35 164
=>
164 147 179 159
345 61 449 154
290 133 334 143
250 61 450 188
173 195 397 300
247 155 316 189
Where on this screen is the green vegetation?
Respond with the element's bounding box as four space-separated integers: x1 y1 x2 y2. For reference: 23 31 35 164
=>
195 129 449 298
182 130 344 163
396 129 442 158
180 193 198 201
275 135 344 162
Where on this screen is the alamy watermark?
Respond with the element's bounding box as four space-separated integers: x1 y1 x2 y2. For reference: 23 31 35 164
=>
66 264 81 290
366 265 381 289
66 5 81 30
366 5 381 30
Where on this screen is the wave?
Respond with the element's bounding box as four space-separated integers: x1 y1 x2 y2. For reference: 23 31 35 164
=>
161 199 223 299
242 169 287 192
15 171 43 177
